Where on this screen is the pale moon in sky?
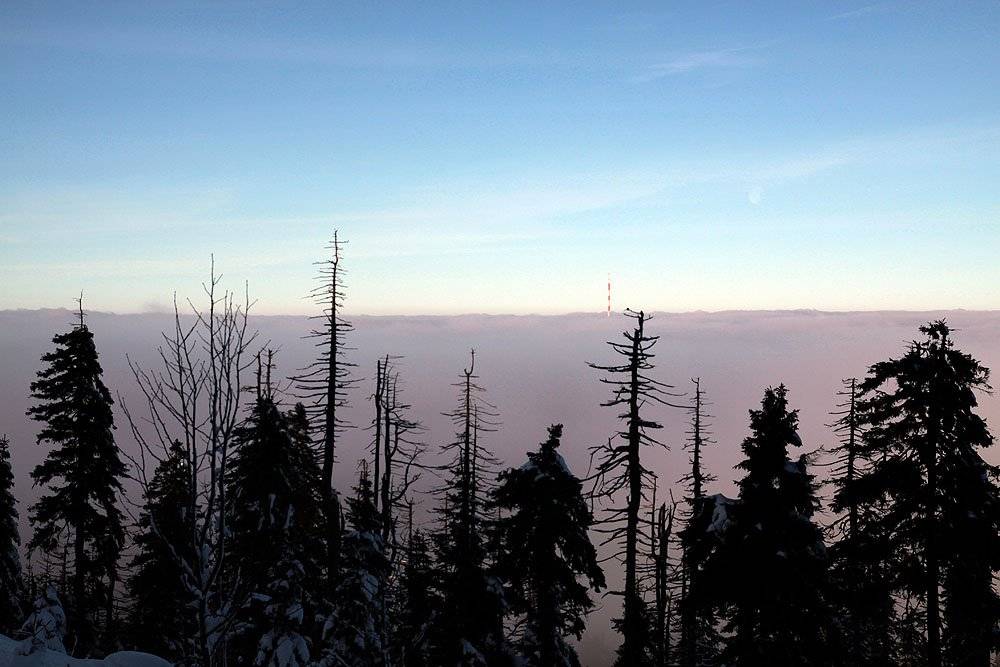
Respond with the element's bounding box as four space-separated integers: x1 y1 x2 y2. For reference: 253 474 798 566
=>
748 186 764 205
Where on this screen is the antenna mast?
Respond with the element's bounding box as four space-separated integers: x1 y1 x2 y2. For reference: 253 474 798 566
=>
607 273 611 317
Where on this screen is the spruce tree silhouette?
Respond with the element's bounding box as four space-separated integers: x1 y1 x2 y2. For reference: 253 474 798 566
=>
828 378 893 666
227 352 326 665
704 385 830 666
27 304 127 656
854 322 1000 667
394 500 440 667
126 440 196 662
493 424 605 667
0 434 23 635
430 350 510 666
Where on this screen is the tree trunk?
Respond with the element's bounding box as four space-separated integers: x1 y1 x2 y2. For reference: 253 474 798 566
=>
623 314 644 666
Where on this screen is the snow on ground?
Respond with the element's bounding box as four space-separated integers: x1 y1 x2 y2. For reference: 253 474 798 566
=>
0 634 170 667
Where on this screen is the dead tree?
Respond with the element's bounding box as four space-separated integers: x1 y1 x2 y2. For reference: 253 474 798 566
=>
678 377 716 667
368 356 427 548
650 494 677 667
294 230 357 581
121 259 258 667
589 309 682 666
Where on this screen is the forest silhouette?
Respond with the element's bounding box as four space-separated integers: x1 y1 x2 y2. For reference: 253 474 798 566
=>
1 234 998 667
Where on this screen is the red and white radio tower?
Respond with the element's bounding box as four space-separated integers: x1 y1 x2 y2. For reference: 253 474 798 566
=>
607 273 611 317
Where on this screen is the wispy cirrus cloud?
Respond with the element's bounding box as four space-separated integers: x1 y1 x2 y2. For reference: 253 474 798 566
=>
826 2 899 21
633 44 769 83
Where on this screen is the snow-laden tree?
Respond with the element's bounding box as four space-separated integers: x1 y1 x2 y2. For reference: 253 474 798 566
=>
254 555 311 667
493 424 605 667
0 434 23 634
126 439 196 662
316 467 389 667
704 385 831 666
393 504 439 667
27 310 127 656
226 369 326 665
17 585 68 655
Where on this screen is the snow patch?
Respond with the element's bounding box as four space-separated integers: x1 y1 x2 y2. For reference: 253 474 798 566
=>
0 634 170 667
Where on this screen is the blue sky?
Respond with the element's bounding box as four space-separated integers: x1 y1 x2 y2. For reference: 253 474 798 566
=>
1 1 998 314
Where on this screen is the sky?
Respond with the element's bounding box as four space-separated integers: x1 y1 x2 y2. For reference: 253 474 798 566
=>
1 1 999 315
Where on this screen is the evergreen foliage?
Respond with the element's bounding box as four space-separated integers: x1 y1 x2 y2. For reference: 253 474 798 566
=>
227 381 326 665
3 293 999 667
493 424 605 667
853 321 1000 667
255 555 312 667
17 585 68 655
125 440 196 662
703 385 831 666
429 351 511 667
26 316 127 656
318 468 389 667
0 435 23 634
394 510 439 667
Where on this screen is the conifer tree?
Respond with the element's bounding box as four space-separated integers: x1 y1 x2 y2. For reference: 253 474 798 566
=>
493 424 605 667
318 465 389 667
430 351 510 666
705 385 830 666
255 554 312 667
395 501 439 667
589 309 680 667
854 322 1000 667
17 585 68 655
0 434 23 634
827 378 893 666
125 440 196 662
228 355 326 665
27 311 127 656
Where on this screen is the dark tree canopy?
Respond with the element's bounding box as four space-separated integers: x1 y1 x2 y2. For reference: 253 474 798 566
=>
704 385 831 666
0 434 23 634
493 424 605 667
852 321 1000 667
126 440 196 662
226 385 326 666
26 318 127 656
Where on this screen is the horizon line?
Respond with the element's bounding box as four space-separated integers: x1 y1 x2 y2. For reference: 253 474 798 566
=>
3 306 999 319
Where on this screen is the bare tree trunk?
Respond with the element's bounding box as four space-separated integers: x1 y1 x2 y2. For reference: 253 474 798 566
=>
623 312 644 666
122 260 257 667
